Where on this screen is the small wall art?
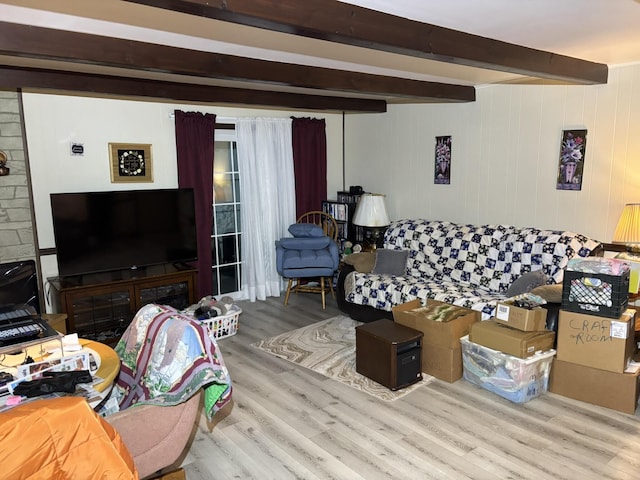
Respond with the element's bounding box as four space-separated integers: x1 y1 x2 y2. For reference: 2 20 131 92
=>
109 143 153 183
434 135 451 184
556 129 586 191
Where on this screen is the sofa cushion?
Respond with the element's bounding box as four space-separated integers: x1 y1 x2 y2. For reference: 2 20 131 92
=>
427 224 507 291
346 271 507 317
372 249 409 276
498 229 601 290
385 220 452 280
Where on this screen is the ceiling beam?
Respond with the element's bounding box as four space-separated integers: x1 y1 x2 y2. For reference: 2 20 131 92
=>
0 66 387 113
126 0 608 85
0 22 474 103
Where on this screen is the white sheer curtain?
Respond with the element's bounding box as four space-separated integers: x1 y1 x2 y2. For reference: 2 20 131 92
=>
236 118 296 302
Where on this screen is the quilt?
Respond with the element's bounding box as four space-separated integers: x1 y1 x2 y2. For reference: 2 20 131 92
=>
107 304 232 420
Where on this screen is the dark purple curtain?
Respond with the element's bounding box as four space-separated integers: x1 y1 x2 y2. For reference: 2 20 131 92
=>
174 110 216 298
291 117 327 218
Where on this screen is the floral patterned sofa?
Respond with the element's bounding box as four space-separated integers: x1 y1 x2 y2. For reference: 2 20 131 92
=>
339 219 601 322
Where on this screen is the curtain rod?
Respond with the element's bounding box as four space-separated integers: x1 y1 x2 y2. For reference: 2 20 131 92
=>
168 113 236 124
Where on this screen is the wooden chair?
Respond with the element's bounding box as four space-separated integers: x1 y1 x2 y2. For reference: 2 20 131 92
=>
276 211 340 309
296 210 339 242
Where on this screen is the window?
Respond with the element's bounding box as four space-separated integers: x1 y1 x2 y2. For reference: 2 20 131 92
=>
212 130 241 296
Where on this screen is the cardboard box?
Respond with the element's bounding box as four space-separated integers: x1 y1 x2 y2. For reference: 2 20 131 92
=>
422 343 462 383
495 301 547 331
549 359 640 415
556 309 636 373
460 335 555 403
392 299 480 382
392 299 480 349
469 320 555 358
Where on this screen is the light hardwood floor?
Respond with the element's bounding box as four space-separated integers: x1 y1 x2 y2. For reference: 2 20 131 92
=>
180 295 640 480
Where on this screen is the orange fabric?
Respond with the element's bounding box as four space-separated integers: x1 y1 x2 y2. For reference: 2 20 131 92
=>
0 397 138 480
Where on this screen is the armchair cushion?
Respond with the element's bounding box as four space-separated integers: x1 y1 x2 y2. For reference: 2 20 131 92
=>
288 223 325 237
277 236 331 250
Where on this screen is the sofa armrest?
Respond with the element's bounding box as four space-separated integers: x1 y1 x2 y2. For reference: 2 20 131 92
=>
336 264 393 322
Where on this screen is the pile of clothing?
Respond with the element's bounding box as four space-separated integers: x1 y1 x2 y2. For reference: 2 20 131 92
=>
184 295 242 320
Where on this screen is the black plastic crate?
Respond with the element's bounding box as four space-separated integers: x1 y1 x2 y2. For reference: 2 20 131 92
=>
561 270 629 318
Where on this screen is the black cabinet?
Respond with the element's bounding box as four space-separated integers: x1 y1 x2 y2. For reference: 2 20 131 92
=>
49 264 197 345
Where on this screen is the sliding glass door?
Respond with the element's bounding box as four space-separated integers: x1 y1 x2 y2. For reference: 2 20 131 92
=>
212 130 242 297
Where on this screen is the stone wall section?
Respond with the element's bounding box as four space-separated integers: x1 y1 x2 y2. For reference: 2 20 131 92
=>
0 90 36 263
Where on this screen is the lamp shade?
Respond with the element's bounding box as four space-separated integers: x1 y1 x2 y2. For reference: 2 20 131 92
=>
352 193 390 227
613 203 640 244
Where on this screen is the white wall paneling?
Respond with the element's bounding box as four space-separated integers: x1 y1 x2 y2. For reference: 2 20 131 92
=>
345 63 640 243
21 94 342 286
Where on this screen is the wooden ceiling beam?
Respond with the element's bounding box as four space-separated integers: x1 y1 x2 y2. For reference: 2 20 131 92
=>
0 22 474 103
0 66 387 113
126 0 608 85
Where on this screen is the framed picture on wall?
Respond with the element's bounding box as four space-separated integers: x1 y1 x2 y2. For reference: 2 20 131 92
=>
109 143 153 183
434 135 452 184
556 129 587 191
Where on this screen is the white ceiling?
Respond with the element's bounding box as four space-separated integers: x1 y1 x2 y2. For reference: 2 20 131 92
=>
1 0 640 97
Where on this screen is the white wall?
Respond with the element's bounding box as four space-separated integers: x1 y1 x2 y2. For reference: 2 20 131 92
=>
23 62 640 286
21 94 343 284
344 63 640 243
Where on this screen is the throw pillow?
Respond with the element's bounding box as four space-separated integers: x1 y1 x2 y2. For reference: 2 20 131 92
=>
506 269 548 297
372 249 409 276
288 223 325 238
343 252 376 273
530 284 563 304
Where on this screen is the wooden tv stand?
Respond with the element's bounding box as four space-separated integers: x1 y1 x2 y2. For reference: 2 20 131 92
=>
49 264 197 344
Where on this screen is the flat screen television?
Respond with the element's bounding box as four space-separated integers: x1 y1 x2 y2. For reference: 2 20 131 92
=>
50 188 198 278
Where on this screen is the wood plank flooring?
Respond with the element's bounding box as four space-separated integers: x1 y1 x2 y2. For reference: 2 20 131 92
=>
178 294 640 479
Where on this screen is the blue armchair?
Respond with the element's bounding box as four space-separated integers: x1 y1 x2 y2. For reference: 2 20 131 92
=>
276 211 340 309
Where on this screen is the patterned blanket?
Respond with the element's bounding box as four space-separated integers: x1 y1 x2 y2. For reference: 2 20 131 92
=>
346 219 601 317
107 304 232 420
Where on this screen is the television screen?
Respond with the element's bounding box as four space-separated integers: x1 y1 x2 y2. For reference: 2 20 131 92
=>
50 188 198 277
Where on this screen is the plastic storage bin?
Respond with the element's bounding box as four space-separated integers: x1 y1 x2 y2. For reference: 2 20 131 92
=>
460 335 555 403
198 308 241 340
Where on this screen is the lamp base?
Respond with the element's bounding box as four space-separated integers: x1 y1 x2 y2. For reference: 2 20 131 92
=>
360 226 388 251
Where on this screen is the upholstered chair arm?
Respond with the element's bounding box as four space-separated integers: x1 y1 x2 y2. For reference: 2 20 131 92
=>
106 392 202 479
